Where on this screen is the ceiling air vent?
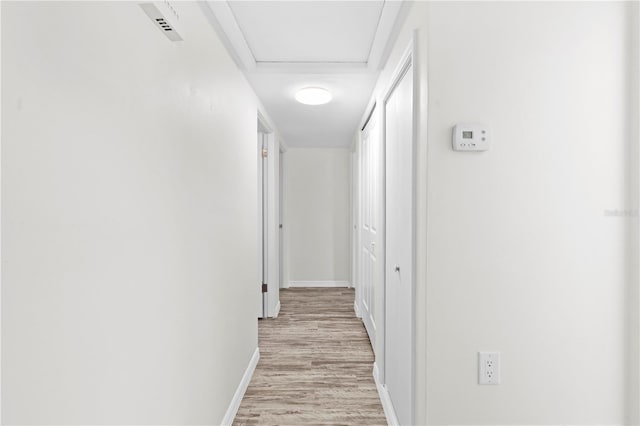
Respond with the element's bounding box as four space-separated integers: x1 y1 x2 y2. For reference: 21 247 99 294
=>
140 3 183 42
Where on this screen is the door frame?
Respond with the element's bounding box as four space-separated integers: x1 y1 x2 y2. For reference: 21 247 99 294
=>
380 36 418 425
279 143 287 291
258 111 281 318
351 150 359 315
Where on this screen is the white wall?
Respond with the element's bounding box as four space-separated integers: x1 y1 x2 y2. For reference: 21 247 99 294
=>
284 148 351 284
627 4 640 423
365 1 636 424
2 2 260 424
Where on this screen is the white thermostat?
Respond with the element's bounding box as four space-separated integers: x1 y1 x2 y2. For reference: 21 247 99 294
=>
452 124 489 151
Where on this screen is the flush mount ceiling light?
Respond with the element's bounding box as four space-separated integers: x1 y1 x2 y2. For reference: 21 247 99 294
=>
295 87 332 105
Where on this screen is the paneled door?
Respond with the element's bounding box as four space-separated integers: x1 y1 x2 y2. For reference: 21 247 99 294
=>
384 61 414 425
360 109 380 349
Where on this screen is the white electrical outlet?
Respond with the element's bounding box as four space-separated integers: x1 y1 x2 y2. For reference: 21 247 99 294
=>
478 352 501 385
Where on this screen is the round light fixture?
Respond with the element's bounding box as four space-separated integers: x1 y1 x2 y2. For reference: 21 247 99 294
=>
295 87 332 105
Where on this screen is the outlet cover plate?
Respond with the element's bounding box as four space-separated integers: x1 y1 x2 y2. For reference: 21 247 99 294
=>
478 351 501 385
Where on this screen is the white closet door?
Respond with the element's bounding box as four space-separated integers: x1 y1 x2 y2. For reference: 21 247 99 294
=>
385 63 414 426
360 110 381 348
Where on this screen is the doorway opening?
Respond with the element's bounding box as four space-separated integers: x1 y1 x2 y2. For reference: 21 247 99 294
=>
258 114 281 319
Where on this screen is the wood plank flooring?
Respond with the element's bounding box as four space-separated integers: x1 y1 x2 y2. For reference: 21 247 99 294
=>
234 288 387 425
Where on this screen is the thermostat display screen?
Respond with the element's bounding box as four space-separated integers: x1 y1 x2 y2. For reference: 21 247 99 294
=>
462 131 473 139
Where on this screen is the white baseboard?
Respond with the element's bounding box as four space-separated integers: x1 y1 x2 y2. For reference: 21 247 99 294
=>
221 347 260 426
288 280 351 288
273 300 281 318
373 362 399 426
354 300 362 318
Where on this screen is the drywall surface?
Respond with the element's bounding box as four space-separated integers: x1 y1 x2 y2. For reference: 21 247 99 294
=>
424 2 629 423
2 2 259 424
284 148 351 283
627 3 640 424
626 4 640 424
369 1 634 424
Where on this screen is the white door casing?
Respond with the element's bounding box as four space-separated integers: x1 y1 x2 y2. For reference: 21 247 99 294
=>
279 148 285 290
258 115 280 319
360 108 382 350
384 50 415 425
351 151 358 307
266 133 280 317
258 131 267 318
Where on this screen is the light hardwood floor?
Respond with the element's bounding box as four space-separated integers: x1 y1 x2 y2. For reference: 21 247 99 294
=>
234 288 387 425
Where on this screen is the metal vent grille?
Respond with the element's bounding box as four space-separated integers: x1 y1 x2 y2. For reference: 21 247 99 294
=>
155 18 174 32
140 3 183 42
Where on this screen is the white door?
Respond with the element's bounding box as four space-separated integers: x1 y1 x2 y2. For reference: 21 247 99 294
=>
385 63 414 425
360 110 381 348
258 129 280 319
258 132 268 318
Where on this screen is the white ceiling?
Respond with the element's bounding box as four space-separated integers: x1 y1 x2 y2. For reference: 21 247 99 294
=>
204 1 405 148
228 1 384 63
247 72 380 147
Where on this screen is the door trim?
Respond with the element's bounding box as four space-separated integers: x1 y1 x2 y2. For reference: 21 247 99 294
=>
257 127 267 318
381 33 417 426
258 112 281 319
265 131 280 318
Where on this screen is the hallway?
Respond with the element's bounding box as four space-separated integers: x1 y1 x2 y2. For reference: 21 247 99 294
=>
3 2 638 425
234 289 386 425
